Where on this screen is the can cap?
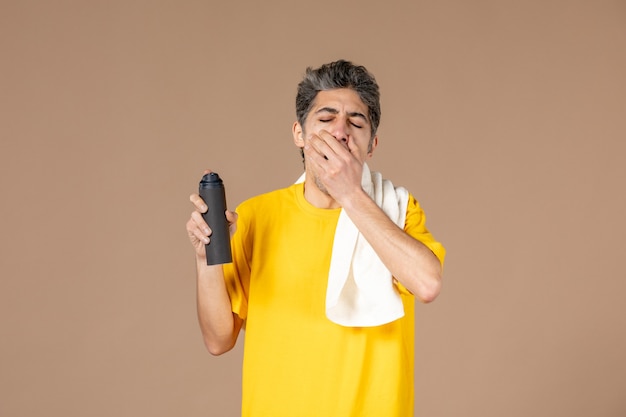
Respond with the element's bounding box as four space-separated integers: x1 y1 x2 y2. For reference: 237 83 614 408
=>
199 172 223 189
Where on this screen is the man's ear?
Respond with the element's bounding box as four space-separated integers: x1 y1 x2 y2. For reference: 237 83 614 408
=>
367 135 379 157
292 122 304 147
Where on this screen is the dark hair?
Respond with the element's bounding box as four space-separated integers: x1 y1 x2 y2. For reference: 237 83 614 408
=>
295 60 381 140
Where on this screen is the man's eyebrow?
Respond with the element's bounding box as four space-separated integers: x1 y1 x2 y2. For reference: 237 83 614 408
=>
315 107 339 115
314 107 369 122
348 111 368 122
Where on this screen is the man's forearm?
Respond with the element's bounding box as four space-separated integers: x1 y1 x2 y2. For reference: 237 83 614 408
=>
340 189 442 303
195 258 242 355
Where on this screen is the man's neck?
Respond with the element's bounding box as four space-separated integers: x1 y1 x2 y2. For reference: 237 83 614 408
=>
303 180 341 209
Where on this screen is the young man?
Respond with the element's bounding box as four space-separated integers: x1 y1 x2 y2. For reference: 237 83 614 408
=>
186 60 445 417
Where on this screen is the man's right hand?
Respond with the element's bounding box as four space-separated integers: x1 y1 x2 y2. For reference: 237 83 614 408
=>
186 174 238 259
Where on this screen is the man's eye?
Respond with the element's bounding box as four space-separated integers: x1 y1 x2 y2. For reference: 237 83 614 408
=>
351 122 363 128
320 119 331 123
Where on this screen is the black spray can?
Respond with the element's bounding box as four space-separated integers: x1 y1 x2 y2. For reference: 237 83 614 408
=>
198 172 232 265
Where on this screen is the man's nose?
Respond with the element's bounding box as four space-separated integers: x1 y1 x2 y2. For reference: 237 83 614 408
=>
330 120 350 144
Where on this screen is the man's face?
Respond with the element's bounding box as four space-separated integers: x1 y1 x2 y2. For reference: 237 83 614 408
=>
293 88 378 165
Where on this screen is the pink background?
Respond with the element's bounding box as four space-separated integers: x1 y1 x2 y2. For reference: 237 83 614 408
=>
1 1 625 416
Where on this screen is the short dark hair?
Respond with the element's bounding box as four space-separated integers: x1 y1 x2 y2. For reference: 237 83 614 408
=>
295 60 381 140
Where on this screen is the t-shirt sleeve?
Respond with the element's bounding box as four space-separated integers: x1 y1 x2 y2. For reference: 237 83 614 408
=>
222 204 252 320
404 193 446 266
394 193 446 295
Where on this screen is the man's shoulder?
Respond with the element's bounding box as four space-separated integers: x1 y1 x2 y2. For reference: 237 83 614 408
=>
237 183 299 211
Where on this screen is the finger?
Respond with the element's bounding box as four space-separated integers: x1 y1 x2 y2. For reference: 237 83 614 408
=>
313 131 353 163
309 131 337 157
191 210 212 238
318 129 349 152
304 140 329 168
347 134 361 154
225 210 239 235
189 193 208 213
305 133 337 165
187 216 210 245
225 210 238 224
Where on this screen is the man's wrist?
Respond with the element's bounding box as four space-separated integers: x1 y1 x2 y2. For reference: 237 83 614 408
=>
338 187 371 212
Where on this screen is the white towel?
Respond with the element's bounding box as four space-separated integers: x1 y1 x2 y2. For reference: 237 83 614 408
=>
295 163 409 327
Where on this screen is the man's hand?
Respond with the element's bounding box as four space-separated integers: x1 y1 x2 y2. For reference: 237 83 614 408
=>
186 171 238 259
303 129 365 204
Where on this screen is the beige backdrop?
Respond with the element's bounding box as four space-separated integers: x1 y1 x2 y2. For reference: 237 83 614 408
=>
1 1 625 416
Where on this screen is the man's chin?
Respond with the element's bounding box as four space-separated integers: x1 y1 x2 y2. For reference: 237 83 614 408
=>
314 177 331 196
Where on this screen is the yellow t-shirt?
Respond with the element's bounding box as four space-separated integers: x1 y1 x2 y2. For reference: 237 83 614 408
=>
223 182 445 417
